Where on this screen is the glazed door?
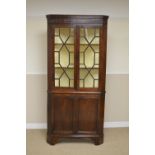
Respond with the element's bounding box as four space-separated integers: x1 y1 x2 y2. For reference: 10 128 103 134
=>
53 27 75 88
78 27 100 89
51 26 101 90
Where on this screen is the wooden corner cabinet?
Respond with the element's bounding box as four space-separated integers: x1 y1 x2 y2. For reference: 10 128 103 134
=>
46 15 109 145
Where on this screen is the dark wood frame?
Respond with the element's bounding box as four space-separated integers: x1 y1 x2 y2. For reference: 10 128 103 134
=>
46 15 109 145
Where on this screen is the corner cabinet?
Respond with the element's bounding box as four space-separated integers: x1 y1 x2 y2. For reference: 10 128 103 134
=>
46 15 109 145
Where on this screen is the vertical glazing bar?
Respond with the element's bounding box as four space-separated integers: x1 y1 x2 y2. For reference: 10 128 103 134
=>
75 26 80 89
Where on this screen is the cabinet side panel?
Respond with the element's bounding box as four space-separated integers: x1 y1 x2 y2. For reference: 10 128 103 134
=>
99 24 108 91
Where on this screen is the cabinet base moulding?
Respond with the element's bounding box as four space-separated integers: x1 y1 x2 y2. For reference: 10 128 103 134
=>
47 134 103 145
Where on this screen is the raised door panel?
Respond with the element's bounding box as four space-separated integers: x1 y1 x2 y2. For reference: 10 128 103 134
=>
53 95 74 133
77 96 99 133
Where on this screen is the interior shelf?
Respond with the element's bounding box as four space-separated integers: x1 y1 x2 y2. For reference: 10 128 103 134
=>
55 43 99 46
54 50 74 53
55 43 74 45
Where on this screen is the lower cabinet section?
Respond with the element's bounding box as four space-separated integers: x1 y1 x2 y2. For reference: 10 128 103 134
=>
47 93 104 145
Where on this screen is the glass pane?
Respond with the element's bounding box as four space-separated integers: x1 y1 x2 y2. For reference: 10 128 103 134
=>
79 28 100 88
54 28 74 88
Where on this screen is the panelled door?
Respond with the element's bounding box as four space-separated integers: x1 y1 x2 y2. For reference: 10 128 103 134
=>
51 94 100 134
52 94 74 134
76 95 100 134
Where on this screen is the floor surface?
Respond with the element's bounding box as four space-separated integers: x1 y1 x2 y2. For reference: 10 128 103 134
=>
27 128 129 155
